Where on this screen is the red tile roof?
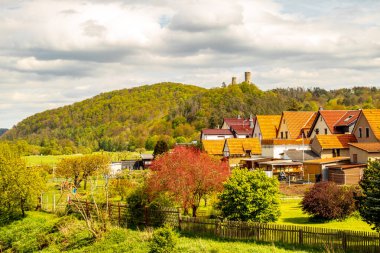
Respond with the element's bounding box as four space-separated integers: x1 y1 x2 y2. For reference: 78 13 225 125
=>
202 129 233 135
231 125 252 135
335 110 360 127
223 118 249 126
319 110 348 133
349 142 380 153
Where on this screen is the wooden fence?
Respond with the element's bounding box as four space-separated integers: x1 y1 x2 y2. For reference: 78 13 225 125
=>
68 200 380 253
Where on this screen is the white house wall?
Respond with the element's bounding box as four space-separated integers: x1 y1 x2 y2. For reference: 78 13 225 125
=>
202 134 234 140
261 144 311 159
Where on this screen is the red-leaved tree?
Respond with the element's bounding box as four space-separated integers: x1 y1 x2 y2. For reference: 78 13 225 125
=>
148 146 229 217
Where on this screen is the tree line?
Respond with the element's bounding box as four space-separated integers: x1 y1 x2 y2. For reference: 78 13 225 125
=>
2 82 380 155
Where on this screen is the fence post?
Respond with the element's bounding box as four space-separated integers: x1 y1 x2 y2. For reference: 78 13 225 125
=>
299 229 303 245
118 202 121 227
341 232 347 252
178 208 182 231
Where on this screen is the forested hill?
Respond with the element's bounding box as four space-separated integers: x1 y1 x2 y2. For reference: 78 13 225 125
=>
0 129 7 136
2 82 380 155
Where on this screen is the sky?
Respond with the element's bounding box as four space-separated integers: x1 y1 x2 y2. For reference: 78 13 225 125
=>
1 0 380 128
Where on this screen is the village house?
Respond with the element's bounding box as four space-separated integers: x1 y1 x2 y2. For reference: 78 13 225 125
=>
201 115 255 140
349 142 380 164
352 109 380 143
200 129 234 140
310 134 357 159
277 111 317 139
261 139 312 159
308 110 360 138
223 138 261 167
252 115 281 141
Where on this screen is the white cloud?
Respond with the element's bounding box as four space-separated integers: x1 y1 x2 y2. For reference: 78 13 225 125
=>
1 0 380 127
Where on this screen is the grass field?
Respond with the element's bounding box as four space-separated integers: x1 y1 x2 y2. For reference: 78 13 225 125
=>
23 151 152 166
278 198 373 232
0 212 318 253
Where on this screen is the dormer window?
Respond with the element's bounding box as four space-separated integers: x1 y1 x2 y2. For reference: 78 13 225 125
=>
344 115 353 122
359 128 362 138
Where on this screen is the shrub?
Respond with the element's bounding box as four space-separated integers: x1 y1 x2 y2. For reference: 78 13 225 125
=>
301 182 357 220
217 169 280 222
149 225 178 253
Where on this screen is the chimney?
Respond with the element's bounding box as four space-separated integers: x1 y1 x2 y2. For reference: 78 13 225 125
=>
319 106 324 111
232 77 237 85
245 72 251 84
237 114 241 119
249 114 254 128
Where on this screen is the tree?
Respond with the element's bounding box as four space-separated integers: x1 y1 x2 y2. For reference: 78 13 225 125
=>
153 140 169 158
0 143 46 217
217 169 280 222
148 146 229 216
56 153 110 189
359 160 380 231
301 182 357 220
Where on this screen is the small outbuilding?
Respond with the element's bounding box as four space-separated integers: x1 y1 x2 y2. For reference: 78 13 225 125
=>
327 164 366 185
303 157 350 182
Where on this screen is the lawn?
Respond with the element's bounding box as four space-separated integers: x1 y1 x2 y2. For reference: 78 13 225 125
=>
278 198 373 232
0 211 318 253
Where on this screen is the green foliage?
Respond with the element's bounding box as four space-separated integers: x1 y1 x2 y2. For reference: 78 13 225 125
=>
217 169 280 222
359 160 380 232
153 140 169 158
301 182 358 220
3 83 380 154
0 143 47 218
149 225 178 253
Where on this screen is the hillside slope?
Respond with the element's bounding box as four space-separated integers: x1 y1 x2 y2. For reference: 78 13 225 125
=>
3 82 380 154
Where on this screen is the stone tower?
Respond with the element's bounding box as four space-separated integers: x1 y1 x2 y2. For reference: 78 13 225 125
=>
245 72 251 84
232 77 237 85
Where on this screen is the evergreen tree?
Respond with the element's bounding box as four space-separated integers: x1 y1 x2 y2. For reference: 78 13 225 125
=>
359 160 380 232
153 140 169 158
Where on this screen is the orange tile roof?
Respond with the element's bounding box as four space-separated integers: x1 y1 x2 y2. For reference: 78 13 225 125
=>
315 134 357 149
349 142 380 153
303 157 350 164
319 110 349 133
255 115 281 139
225 138 261 155
304 112 318 130
281 111 316 139
202 140 225 155
362 109 380 140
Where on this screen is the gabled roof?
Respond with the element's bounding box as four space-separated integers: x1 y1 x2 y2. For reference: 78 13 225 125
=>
349 142 380 153
335 110 360 127
225 138 261 155
319 110 349 133
255 115 281 139
314 134 357 149
280 111 316 139
231 125 252 135
202 140 225 155
361 109 380 140
201 129 233 135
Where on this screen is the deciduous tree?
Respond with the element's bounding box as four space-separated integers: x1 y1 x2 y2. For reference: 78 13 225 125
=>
148 146 229 216
217 169 280 222
359 160 380 231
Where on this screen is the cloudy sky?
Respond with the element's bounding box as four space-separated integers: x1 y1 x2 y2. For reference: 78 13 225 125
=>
1 0 380 128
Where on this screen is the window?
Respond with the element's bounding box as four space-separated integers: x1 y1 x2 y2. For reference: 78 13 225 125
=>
324 128 328 135
344 115 353 122
353 154 358 163
337 149 340 156
285 131 288 139
281 132 284 139
359 128 362 138
315 128 319 135
320 117 323 122
283 119 286 124
366 127 370 138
